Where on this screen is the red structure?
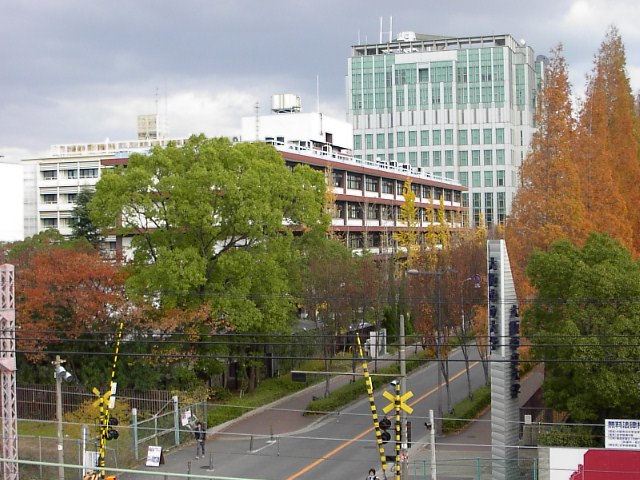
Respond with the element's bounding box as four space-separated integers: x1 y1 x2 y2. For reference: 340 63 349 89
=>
570 449 640 479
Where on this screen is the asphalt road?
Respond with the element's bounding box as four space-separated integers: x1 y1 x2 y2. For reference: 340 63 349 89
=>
118 345 488 480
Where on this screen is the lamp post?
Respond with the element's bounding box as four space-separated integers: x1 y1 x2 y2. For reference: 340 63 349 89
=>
53 355 73 480
460 274 482 332
407 268 454 434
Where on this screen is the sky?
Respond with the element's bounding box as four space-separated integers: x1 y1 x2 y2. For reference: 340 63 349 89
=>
2 0 640 242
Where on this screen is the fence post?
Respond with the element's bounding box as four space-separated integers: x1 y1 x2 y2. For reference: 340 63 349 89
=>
173 396 180 447
132 408 138 460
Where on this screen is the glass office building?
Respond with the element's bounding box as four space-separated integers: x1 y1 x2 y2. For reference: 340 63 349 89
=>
347 32 546 226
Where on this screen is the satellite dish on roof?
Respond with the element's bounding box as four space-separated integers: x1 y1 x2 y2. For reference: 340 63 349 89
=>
520 39 526 46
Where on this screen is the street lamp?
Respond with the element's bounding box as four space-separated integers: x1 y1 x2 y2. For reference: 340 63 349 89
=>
406 268 454 434
460 274 482 332
53 355 73 480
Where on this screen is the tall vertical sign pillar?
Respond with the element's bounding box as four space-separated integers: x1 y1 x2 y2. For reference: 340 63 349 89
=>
487 241 519 480
0 264 19 480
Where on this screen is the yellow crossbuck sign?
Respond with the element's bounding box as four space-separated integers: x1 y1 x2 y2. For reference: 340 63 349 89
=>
382 389 414 414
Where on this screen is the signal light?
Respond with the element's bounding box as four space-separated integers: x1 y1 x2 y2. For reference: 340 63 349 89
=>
379 416 391 444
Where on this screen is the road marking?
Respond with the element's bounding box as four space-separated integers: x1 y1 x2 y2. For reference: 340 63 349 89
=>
286 360 481 480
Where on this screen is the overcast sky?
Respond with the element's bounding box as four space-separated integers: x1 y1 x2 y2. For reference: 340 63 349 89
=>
2 0 640 241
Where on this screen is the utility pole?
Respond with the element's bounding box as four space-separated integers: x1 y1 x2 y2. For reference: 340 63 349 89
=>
399 314 408 478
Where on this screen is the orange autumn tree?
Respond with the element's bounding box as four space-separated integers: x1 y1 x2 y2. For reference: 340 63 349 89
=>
15 240 127 361
506 45 587 299
577 26 640 254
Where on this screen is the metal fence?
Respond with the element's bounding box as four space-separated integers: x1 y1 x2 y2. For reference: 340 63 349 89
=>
409 456 538 479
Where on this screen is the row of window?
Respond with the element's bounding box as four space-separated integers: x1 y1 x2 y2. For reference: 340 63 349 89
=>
42 217 75 229
333 201 459 224
41 168 99 180
355 127 505 149
334 170 461 202
41 193 78 204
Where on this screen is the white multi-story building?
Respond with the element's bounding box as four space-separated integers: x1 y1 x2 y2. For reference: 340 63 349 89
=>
347 32 546 226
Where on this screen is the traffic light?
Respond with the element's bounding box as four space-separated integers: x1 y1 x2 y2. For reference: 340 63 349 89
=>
106 417 119 440
379 416 391 444
510 383 521 398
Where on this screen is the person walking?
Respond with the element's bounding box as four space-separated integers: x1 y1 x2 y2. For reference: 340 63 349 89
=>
194 421 206 459
366 468 379 480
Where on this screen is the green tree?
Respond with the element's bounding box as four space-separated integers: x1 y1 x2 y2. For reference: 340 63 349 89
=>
524 233 640 423
70 188 101 246
89 136 329 390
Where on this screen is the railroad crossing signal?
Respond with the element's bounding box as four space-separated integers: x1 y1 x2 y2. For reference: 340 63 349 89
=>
382 389 414 415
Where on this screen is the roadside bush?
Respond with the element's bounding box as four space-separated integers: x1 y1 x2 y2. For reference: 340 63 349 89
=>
442 385 490 434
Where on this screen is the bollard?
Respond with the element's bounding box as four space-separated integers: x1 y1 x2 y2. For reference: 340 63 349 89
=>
207 451 214 471
249 435 254 452
270 424 274 442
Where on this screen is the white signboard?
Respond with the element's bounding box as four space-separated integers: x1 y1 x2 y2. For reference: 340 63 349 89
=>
181 409 192 426
605 419 640 449
146 445 164 467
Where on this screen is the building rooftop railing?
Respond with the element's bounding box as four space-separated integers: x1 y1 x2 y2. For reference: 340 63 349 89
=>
272 141 461 187
49 137 189 157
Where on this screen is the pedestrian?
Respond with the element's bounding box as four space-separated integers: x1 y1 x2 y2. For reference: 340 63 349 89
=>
366 468 379 480
194 421 206 459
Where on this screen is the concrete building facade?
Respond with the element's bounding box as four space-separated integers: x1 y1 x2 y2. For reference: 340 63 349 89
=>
347 32 546 226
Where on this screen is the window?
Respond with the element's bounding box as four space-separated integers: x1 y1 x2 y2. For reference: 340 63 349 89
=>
445 129 453 145
396 181 404 195
459 151 469 166
366 204 379 220
496 149 505 165
397 131 405 147
472 150 480 166
66 169 77 179
445 171 454 181
408 130 417 147
459 171 468 186
333 171 344 187
347 173 362 190
42 170 57 180
365 176 379 192
80 168 98 178
376 133 385 149
420 151 430 167
418 68 429 83
388 133 394 148
485 192 494 224
397 152 405 163
382 179 394 194
409 151 418 167
497 170 505 186
67 193 78 203
41 194 57 204
347 203 362 219
496 128 505 144
458 130 468 145
354 135 362 150
432 130 441 146
483 128 492 144
472 171 481 187
420 130 429 146
42 218 58 229
445 150 454 166
471 129 480 145
365 134 374 149
483 150 493 165
433 151 442 167
484 171 493 187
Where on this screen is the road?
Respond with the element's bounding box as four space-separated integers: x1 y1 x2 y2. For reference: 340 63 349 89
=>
121 345 487 480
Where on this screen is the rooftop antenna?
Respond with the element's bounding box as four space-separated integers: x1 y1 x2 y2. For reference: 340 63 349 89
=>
389 16 393 42
164 79 168 138
379 17 382 43
316 75 320 113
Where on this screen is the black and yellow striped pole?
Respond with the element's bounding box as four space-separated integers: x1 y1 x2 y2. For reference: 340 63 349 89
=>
394 380 401 480
93 318 125 480
356 334 388 474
